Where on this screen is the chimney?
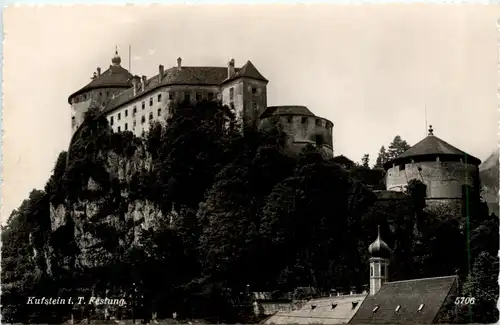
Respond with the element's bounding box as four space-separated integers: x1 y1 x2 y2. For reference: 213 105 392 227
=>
228 58 235 78
132 76 139 96
97 67 101 77
177 57 182 70
141 75 147 92
159 65 164 82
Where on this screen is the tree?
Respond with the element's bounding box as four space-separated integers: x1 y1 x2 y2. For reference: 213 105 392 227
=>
375 146 389 168
387 135 411 160
361 154 370 168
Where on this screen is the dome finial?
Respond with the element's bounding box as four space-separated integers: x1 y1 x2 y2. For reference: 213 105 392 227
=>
377 225 381 239
111 45 121 66
428 125 434 136
368 225 391 258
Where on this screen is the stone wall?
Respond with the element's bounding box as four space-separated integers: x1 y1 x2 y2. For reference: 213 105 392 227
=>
385 160 478 199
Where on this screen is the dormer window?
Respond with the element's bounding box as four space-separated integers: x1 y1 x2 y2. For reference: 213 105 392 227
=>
331 304 337 310
373 306 379 313
417 304 424 312
395 305 401 312
352 302 358 309
311 305 316 310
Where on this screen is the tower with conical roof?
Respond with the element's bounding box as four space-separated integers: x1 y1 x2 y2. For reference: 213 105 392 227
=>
368 226 391 296
383 125 481 211
68 47 133 134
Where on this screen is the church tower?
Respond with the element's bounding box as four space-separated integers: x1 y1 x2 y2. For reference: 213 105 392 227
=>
368 226 391 295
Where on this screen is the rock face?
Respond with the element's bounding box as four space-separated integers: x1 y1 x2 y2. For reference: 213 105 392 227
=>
45 143 165 274
479 150 499 215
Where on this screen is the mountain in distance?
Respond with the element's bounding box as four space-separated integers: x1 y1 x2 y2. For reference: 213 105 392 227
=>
479 149 499 216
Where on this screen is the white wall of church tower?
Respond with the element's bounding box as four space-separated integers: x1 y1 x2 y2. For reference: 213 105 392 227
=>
369 257 389 296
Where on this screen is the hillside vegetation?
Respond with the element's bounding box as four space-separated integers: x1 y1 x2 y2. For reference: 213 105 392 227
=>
1 101 498 324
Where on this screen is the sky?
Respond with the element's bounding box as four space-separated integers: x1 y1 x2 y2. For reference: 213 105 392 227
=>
2 4 499 223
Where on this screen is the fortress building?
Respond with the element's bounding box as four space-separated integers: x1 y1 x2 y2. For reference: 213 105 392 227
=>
68 49 333 157
383 125 481 210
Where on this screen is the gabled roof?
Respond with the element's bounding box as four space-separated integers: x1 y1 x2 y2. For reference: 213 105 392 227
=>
260 106 315 119
349 275 458 324
222 60 268 84
265 294 367 325
384 127 481 169
68 64 133 104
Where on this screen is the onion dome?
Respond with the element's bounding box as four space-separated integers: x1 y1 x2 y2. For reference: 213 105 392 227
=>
111 47 121 66
368 226 391 258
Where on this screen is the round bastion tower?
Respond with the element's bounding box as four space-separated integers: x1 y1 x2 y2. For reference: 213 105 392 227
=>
384 125 481 211
68 48 133 135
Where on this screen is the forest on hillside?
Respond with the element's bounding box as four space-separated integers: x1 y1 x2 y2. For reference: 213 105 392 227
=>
1 100 498 324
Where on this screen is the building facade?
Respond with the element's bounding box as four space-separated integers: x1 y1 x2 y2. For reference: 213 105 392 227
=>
383 126 481 210
68 50 334 157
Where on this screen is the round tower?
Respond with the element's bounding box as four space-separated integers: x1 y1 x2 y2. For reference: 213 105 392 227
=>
384 125 481 210
368 225 391 296
68 47 133 135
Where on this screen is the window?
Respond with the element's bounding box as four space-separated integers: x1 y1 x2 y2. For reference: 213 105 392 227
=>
99 92 102 97
184 92 190 102
158 94 162 102
373 306 379 313
107 92 110 97
230 103 235 110
196 92 202 101
370 266 373 276
252 87 257 95
229 88 234 100
149 98 153 106
252 102 257 110
141 129 145 137
142 101 145 110
117 126 121 132
381 265 385 276
133 121 136 127
331 304 337 310
133 106 137 114
395 305 401 312
125 123 128 131
208 92 214 101
158 108 161 116
118 113 121 120
149 113 153 120
110 116 114 126
352 302 358 310
399 164 406 171
169 92 174 100
417 304 424 312
316 119 321 126
301 117 308 124
287 116 293 123
141 116 145 124
125 110 128 117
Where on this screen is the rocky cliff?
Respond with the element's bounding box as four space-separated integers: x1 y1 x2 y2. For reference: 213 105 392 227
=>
43 140 166 275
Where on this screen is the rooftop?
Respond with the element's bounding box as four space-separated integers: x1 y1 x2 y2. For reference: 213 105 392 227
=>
266 294 367 325
349 275 458 324
383 126 481 169
260 105 315 119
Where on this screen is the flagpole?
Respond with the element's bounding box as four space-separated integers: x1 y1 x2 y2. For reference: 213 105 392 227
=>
129 45 132 73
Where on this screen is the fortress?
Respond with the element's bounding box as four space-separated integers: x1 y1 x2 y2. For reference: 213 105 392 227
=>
68 50 334 157
69 50 480 208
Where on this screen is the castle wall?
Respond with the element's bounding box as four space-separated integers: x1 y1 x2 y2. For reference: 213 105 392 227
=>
385 160 478 199
259 115 334 157
105 85 220 137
